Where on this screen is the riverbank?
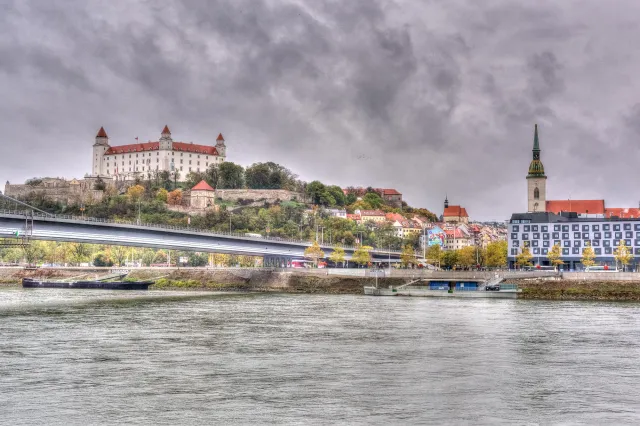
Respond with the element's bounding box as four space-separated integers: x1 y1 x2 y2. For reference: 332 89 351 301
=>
512 279 640 301
3 268 640 300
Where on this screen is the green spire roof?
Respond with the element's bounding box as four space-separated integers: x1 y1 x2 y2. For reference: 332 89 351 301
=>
527 123 545 178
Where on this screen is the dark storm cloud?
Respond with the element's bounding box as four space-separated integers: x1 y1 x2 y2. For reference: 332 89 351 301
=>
1 0 640 219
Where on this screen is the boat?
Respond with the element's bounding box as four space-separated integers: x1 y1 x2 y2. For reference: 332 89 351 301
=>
22 278 154 290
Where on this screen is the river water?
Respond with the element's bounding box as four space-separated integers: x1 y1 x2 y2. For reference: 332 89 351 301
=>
1 288 639 425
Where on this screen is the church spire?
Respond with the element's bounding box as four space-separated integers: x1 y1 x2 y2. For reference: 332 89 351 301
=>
527 124 545 177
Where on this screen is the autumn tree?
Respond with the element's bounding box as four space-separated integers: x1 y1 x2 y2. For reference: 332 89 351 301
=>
126 184 145 201
516 247 533 268
400 245 417 267
441 250 459 269
304 241 325 267
328 246 346 266
614 240 633 271
485 241 507 267
167 189 183 206
457 246 477 268
581 242 596 268
351 245 372 267
426 244 443 267
547 243 564 269
110 245 129 267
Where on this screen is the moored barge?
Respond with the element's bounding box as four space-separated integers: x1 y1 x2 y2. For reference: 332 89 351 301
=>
22 278 153 290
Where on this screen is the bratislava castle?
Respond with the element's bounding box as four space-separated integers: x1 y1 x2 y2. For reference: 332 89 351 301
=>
91 125 226 181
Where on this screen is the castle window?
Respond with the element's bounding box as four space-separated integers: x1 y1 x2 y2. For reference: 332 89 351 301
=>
534 188 540 199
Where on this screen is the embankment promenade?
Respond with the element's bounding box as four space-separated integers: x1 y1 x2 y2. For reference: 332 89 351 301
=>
2 267 640 301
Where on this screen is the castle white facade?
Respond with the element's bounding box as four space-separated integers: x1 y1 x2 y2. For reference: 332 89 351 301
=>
91 125 226 181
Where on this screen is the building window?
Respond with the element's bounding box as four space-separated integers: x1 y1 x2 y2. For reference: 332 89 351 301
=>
512 225 520 232
552 232 560 239
573 240 581 247
594 232 601 239
522 233 529 240
626 231 633 238
625 239 632 247
593 225 600 231
532 241 538 247
592 240 600 247
624 224 631 230
554 240 561 247
562 248 570 255
543 233 550 240
605 247 612 254
511 233 518 240
603 224 610 231
574 232 581 239
554 225 561 232
614 224 621 231
582 225 589 231
532 225 539 232
543 241 550 248
562 225 569 232
615 232 622 240
605 232 612 239
541 226 548 232
572 247 580 255
533 248 540 254
572 224 579 231
533 233 540 239
603 240 611 247
523 241 530 247
534 188 539 199
524 225 531 232
563 240 570 247
562 233 570 239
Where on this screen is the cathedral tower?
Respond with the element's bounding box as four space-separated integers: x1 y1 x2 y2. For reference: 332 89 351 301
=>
215 133 226 159
527 124 547 212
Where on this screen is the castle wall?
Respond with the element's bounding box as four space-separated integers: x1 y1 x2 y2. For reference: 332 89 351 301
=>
215 189 306 203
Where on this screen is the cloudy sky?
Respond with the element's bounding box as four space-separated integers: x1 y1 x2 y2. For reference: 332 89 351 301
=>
2 0 640 220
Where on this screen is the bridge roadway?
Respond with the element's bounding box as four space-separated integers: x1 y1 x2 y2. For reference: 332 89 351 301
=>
0 211 401 264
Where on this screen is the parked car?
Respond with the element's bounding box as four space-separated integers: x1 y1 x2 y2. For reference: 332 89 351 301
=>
485 284 500 291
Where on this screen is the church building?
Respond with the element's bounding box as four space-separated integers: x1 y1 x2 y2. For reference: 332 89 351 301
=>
526 125 639 218
91 125 226 181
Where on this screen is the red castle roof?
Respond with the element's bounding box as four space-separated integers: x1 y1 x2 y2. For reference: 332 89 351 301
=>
96 127 108 138
162 125 171 134
216 133 225 141
545 200 605 215
104 141 219 156
604 208 640 218
192 180 215 191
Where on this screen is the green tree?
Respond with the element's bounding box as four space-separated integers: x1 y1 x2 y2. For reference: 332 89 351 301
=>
304 241 325 267
351 245 372 267
306 181 334 206
245 162 296 190
218 162 245 189
328 246 346 266
69 243 91 265
400 245 417 267
141 249 156 267
442 250 459 269
111 245 129 267
22 242 45 265
516 247 533 268
326 186 346 206
188 252 208 267
485 241 507 267
581 242 596 268
156 188 169 203
614 240 633 271
547 243 564 269
93 253 114 267
362 192 384 209
426 244 443 267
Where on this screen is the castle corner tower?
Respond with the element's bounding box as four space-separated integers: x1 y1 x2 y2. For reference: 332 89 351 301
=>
526 124 547 212
92 127 110 176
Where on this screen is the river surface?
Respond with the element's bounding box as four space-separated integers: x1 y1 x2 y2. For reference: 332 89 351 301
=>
1 287 639 425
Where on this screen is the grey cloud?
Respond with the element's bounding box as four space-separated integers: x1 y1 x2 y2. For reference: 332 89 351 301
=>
1 0 640 220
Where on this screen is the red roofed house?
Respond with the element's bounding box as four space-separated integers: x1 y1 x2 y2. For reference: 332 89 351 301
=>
442 196 469 224
190 180 216 209
91 125 227 181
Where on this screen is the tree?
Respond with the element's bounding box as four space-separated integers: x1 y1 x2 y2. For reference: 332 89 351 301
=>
328 246 346 266
93 253 114 267
93 177 107 191
516 247 533 268
69 243 91 265
188 252 208 267
547 243 564 269
111 245 129 266
304 241 325 267
156 188 169 203
485 241 507 267
218 162 245 189
306 181 334 206
326 185 346 206
351 245 372 267
141 249 156 267
457 246 477 268
400 245 417 267
126 184 145 201
442 250 459 269
362 192 384 209
426 244 443 267
167 189 183 206
614 240 633 271
22 242 45 265
581 242 596 268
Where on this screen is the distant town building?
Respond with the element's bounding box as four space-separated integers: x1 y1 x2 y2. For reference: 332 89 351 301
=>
442 196 469 224
355 209 386 223
91 125 226 181
324 208 347 218
342 187 403 208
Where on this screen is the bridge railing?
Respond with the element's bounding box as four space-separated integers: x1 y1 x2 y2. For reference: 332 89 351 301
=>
0 209 402 255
